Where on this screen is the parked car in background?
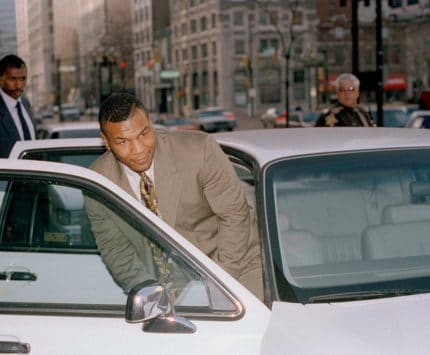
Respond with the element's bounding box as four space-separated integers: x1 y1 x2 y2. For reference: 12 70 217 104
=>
260 108 318 128
189 107 237 132
155 116 202 131
260 107 283 128
370 105 408 127
84 106 99 117
37 121 101 139
8 128 430 354
60 103 81 121
405 110 430 128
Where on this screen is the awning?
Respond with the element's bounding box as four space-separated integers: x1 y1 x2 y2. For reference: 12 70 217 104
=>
323 74 407 91
383 74 407 91
160 70 180 79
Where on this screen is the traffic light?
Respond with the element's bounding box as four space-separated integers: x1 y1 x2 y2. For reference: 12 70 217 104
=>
241 55 249 68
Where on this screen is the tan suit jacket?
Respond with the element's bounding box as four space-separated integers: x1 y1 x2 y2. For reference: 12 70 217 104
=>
86 129 263 299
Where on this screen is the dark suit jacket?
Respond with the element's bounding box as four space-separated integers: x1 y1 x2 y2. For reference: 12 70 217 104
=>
85 129 263 299
0 95 37 158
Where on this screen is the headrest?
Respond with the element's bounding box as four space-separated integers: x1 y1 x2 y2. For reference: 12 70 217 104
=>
410 182 430 197
382 204 430 224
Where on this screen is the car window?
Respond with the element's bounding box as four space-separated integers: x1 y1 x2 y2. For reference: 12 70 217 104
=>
56 129 101 139
265 148 430 303
200 110 224 117
0 173 238 316
20 148 106 168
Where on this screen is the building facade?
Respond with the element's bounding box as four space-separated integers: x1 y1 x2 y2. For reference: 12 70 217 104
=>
0 0 18 58
132 0 319 117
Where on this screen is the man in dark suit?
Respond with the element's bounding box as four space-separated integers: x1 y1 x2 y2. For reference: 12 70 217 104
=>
85 93 263 300
0 54 37 158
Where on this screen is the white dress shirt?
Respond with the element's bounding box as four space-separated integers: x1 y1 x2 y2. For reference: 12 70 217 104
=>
0 88 35 140
121 161 155 202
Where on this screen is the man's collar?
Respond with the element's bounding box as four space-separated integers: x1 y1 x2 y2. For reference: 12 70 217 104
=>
0 87 20 107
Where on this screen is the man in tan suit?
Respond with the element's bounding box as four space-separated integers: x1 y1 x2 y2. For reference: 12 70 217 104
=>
85 93 263 299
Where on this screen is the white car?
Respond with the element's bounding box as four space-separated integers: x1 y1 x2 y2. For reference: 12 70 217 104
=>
405 110 430 128
37 121 101 139
6 127 430 354
60 103 81 121
189 107 237 132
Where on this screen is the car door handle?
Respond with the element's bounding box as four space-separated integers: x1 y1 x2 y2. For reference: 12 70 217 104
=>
0 340 31 353
0 271 37 281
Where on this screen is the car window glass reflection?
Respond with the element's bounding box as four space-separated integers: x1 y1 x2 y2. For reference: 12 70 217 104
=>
0 176 235 313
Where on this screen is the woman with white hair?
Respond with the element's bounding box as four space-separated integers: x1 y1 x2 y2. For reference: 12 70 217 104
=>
315 73 376 127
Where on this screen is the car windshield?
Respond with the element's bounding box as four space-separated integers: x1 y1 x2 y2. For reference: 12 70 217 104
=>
199 110 225 117
265 149 430 303
162 118 190 126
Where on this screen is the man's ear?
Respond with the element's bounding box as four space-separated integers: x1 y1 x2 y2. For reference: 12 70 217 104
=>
101 132 110 150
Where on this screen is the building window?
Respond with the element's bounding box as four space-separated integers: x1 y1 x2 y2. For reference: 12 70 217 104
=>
192 72 199 89
201 43 208 58
181 23 188 35
233 11 244 26
212 41 217 57
293 87 306 101
175 49 180 64
182 48 188 61
388 0 401 7
191 45 198 60
389 45 402 65
407 0 419 4
260 38 279 53
234 39 246 55
234 70 248 106
334 47 345 65
293 69 305 83
259 66 281 104
191 19 197 33
200 16 207 31
293 10 303 25
211 13 217 28
259 11 269 25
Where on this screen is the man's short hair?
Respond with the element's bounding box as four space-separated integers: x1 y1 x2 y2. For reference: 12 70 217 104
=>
0 54 26 76
99 92 148 129
334 73 360 90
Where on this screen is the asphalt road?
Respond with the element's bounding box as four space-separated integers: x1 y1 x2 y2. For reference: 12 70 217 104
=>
235 114 264 131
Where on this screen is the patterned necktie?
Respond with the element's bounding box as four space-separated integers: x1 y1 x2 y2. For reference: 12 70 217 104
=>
140 172 174 284
140 172 160 216
16 102 31 140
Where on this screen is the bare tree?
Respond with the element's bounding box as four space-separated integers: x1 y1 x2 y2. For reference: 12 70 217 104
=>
254 0 300 127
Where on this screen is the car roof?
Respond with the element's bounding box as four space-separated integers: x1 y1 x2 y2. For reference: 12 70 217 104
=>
11 128 430 167
214 128 430 166
38 121 100 132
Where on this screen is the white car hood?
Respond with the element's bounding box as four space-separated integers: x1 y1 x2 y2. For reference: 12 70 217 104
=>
262 294 430 355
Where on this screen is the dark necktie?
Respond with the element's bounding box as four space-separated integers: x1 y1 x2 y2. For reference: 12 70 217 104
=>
16 102 31 140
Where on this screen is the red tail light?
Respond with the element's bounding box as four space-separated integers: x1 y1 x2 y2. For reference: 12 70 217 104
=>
225 112 235 120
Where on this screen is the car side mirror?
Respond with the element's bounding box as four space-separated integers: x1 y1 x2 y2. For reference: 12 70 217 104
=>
126 280 196 333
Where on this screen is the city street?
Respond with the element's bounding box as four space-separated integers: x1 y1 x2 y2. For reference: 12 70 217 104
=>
235 114 264 131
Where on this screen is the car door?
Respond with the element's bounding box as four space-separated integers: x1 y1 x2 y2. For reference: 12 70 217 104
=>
0 160 269 355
